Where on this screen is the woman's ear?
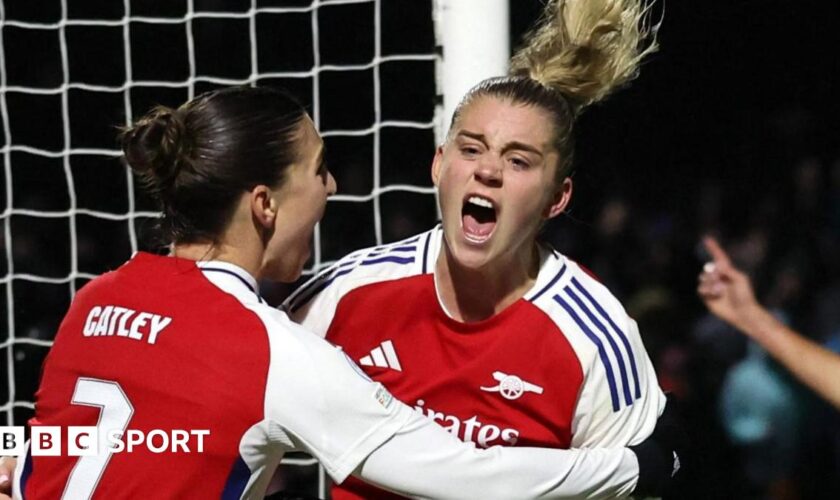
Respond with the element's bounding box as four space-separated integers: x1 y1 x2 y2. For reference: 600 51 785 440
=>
431 145 444 186
250 185 277 229
544 177 573 219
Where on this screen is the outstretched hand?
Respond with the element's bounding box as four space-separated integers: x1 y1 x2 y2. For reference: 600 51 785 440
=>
697 236 767 333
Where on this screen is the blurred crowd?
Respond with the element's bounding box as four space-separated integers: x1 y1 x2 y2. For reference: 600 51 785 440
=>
541 138 840 498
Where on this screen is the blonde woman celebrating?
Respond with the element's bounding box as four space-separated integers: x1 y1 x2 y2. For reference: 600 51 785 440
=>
287 1 683 498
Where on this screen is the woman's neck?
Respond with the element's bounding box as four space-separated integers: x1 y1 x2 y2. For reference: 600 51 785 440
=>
435 243 539 323
170 194 269 280
172 237 261 280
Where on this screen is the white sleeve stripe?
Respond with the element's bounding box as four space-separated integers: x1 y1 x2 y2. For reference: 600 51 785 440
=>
367 244 418 257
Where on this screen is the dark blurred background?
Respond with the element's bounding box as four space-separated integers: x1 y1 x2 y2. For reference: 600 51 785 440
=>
2 0 839 498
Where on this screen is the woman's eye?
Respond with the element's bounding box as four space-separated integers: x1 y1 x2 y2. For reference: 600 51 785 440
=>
510 157 530 169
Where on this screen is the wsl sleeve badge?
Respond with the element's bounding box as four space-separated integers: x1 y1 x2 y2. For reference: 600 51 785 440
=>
338 350 394 409
373 384 394 410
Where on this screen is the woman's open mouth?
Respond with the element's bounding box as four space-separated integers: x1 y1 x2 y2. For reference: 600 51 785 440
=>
461 195 497 244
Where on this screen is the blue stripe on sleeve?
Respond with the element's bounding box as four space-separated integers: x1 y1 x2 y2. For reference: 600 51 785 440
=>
528 261 567 302
360 255 415 266
289 248 416 312
288 235 421 312
19 444 33 498
565 286 633 407
554 293 620 412
221 456 251 500
286 262 341 309
289 266 355 313
422 232 432 273
571 277 641 399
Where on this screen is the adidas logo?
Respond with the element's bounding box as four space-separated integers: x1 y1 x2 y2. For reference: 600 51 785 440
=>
359 340 402 371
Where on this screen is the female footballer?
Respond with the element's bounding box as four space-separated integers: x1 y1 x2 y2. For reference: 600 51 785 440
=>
285 1 675 498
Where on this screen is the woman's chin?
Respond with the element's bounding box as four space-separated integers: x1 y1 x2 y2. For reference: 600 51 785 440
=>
261 258 303 284
447 243 495 273
277 266 304 284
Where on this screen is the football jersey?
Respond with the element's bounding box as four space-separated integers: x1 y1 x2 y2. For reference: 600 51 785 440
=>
286 226 666 500
16 252 411 499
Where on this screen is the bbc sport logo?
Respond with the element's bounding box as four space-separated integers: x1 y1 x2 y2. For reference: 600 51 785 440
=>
1 426 210 457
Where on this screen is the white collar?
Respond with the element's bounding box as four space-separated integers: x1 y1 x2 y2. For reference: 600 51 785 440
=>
196 260 261 298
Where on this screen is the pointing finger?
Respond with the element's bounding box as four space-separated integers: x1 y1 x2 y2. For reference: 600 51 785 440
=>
703 236 732 270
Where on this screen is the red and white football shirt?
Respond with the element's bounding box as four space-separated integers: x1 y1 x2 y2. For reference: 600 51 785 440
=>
18 251 646 499
286 226 666 500
16 253 409 499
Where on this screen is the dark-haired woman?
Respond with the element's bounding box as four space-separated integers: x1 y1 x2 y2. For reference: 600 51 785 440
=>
285 1 680 499
8 86 677 499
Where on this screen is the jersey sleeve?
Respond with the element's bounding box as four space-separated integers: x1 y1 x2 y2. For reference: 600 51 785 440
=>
572 314 665 448
282 263 347 338
257 308 414 481
535 261 666 449
356 411 639 499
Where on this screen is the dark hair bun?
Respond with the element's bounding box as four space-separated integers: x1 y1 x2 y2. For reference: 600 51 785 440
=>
117 86 307 245
121 106 190 187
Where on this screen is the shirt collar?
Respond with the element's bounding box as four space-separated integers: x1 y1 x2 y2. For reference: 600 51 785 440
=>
196 260 261 298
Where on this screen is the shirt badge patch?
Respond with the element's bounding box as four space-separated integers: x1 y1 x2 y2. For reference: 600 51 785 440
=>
480 371 544 400
373 384 394 410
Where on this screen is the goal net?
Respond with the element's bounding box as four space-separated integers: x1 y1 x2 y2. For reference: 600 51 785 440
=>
0 0 506 496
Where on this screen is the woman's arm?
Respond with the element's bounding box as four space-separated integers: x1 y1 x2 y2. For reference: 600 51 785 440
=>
698 236 840 410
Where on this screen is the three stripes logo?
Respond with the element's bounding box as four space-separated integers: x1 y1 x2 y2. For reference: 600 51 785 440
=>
553 276 641 413
359 340 402 372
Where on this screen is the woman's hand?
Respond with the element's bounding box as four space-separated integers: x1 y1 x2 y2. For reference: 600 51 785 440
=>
697 236 773 335
0 456 16 499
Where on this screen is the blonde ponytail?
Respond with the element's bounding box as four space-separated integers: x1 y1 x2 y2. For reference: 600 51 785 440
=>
448 0 660 180
509 0 659 113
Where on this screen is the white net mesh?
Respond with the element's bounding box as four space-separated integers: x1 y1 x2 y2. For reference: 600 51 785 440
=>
1 0 440 495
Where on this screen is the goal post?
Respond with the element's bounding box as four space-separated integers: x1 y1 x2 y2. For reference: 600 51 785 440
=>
434 0 509 143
